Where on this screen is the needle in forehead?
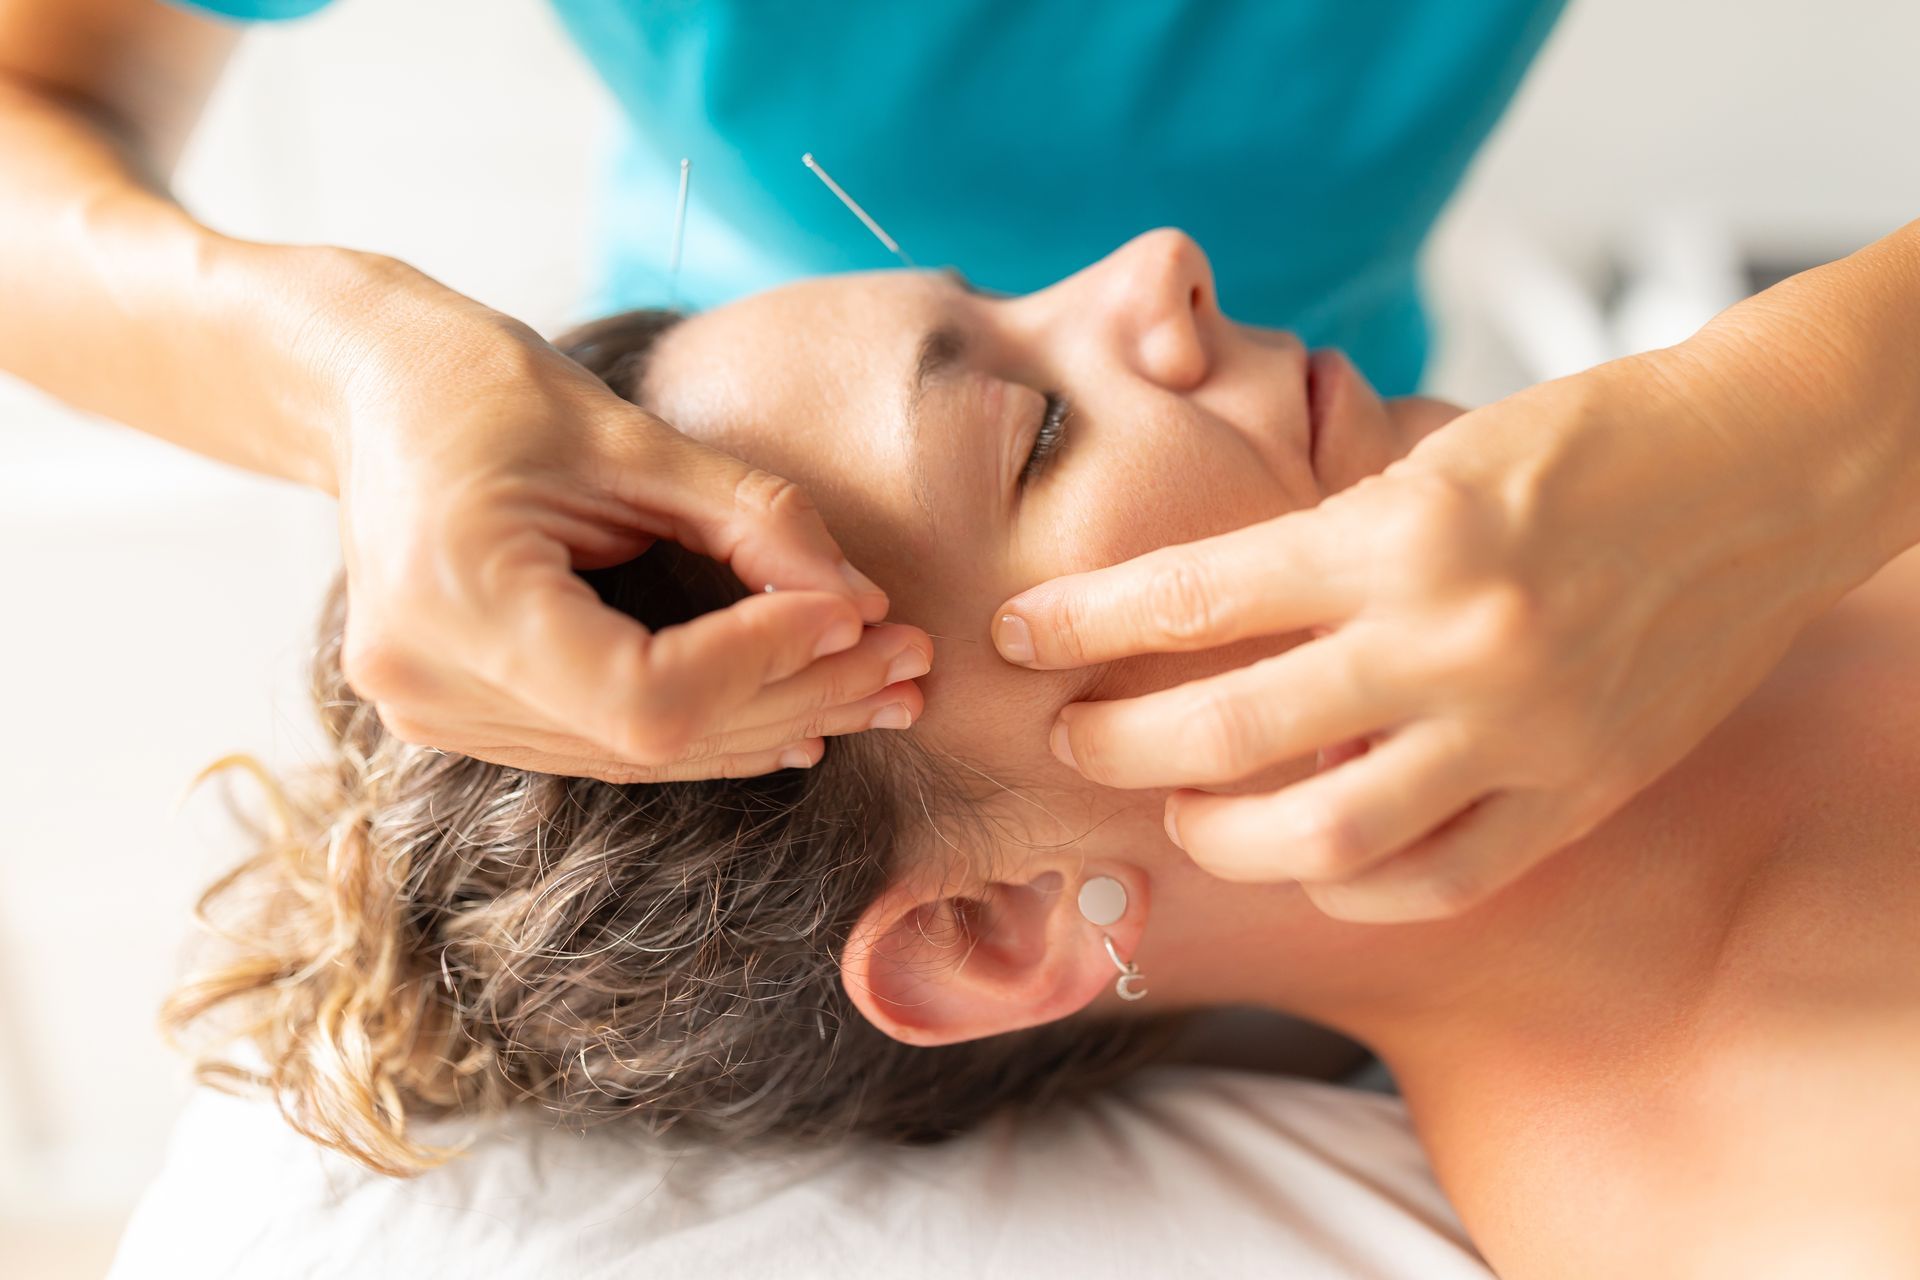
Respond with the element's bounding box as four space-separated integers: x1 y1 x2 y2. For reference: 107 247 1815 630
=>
801 151 918 269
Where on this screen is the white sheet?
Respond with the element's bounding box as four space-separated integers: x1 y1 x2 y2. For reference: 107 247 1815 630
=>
110 1067 1491 1279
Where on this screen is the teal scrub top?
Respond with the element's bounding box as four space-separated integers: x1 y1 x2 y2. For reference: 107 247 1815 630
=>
171 0 1566 394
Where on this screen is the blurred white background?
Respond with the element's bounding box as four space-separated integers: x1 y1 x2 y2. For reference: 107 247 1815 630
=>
2 0 1915 1273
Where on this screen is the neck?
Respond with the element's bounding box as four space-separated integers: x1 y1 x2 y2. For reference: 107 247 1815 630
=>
1149 728 1789 1077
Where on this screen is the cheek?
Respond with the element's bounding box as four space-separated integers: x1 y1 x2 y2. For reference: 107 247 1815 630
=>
1024 425 1288 580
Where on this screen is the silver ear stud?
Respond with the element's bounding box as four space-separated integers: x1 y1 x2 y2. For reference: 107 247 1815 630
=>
1078 875 1146 1001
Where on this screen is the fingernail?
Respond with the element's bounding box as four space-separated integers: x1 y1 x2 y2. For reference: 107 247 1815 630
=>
812 616 862 659
885 646 931 684
839 560 886 601
868 703 913 731
1163 803 1185 850
1048 718 1077 769
779 746 815 770
995 613 1035 664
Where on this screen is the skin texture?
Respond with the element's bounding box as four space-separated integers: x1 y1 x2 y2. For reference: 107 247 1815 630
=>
0 0 913 783
641 234 1920 1272
992 219 1920 927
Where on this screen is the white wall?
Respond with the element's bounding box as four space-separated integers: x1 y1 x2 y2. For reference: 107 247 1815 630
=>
1 0 1915 1257
0 0 612 1241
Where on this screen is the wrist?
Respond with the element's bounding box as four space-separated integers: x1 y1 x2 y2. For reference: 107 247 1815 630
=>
1647 302 1917 597
201 239 487 496
1683 225 1920 576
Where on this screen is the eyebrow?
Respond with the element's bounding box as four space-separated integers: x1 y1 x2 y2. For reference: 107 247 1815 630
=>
909 324 968 419
904 321 968 518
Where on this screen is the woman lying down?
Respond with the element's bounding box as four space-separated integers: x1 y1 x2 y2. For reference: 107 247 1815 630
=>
153 232 1920 1277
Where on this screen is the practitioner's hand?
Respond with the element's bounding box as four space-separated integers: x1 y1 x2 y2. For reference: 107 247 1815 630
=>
992 346 1899 922
324 272 928 782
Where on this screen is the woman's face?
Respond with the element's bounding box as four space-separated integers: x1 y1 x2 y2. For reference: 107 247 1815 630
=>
649 229 1441 768
644 230 1453 1023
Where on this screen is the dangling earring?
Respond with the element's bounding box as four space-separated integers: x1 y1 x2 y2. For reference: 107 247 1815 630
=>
1077 875 1147 1002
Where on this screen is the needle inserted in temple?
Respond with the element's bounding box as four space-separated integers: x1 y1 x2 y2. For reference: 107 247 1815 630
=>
801 152 917 268
667 157 691 304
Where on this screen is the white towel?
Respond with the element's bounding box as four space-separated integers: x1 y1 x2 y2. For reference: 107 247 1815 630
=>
110 1066 1489 1280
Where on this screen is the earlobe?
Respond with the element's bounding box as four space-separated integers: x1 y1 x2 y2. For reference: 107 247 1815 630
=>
841 867 1148 1047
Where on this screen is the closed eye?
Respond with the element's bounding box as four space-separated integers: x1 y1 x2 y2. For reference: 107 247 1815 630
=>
1021 392 1070 485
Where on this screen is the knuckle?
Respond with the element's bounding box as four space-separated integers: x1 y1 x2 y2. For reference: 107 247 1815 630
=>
1395 470 1479 541
548 618 688 761
1185 691 1257 778
665 732 727 768
732 468 818 529
1287 804 1370 880
1063 718 1107 780
600 765 665 785
1418 865 1493 917
799 707 842 739
614 707 699 764
1143 559 1218 644
1468 582 1552 666
717 753 779 780
339 627 403 701
1376 471 1489 585
599 667 699 762
809 658 867 710
1047 596 1094 666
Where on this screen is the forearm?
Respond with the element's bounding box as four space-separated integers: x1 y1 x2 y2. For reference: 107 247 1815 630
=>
1649 218 1920 586
0 75 437 494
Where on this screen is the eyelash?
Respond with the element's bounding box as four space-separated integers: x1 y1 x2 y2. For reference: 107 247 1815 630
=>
1021 392 1071 485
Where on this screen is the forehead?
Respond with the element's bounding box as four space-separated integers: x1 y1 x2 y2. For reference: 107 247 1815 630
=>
636 272 1083 791
643 273 948 557
645 272 932 447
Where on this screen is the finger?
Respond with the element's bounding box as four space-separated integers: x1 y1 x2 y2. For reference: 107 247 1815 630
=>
1163 720 1491 884
672 678 924 760
432 662 923 774
1051 629 1391 789
490 570 866 764
616 738 827 783
613 588 891 754
992 507 1361 669
720 623 932 736
620 428 890 621
1298 790 1553 923
421 728 828 784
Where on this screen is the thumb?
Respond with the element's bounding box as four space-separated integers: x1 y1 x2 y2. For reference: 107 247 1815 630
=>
606 411 890 621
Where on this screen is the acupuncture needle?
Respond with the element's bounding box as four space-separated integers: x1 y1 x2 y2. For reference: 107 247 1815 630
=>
777 162 955 640
667 157 691 305
801 152 917 269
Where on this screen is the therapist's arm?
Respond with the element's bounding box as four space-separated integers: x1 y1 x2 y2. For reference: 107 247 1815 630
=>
0 0 926 782
1659 216 1920 578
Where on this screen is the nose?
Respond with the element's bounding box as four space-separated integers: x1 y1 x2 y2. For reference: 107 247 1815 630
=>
1081 229 1219 390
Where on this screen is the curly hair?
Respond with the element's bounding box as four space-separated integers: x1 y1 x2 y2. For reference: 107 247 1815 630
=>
160 309 1181 1177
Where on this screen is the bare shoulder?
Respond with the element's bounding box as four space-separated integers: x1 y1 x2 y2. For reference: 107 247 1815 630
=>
1406 1011 1920 1279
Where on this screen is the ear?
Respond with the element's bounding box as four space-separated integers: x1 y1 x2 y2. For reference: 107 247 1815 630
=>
840 865 1149 1047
